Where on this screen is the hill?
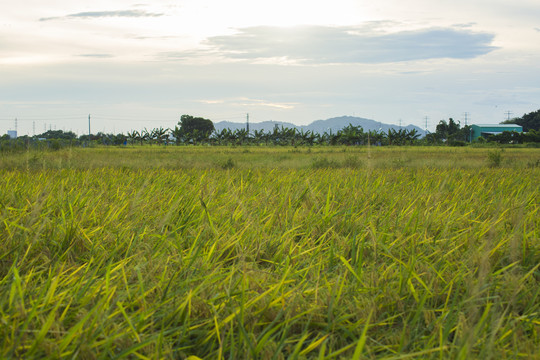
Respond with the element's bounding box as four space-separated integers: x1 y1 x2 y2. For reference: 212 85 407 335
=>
214 116 427 136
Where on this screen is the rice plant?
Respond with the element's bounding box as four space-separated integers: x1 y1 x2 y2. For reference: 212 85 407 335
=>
0 147 538 359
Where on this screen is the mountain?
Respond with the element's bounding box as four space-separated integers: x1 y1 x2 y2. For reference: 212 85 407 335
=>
214 116 427 136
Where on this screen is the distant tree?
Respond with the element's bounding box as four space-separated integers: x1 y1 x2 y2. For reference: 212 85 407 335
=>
282 127 297 146
368 130 384 146
233 128 249 145
113 133 128 145
141 128 151 145
252 129 266 145
37 130 77 140
488 131 522 144
321 129 340 146
405 129 421 145
424 132 442 145
436 118 458 141
387 128 412 146
127 130 139 145
151 127 169 145
502 109 540 132
435 118 470 144
176 115 215 144
338 124 364 145
297 129 316 146
213 128 235 145
523 129 540 143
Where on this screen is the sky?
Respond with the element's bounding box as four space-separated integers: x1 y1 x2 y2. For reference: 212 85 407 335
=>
1 0 540 135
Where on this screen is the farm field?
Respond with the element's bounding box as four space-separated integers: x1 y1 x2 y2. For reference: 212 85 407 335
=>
0 146 539 359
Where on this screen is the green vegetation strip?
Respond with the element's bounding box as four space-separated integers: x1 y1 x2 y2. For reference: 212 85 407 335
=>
0 147 539 359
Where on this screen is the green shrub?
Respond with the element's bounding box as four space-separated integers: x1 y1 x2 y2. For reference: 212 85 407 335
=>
221 157 235 169
311 157 339 169
449 140 467 147
50 139 62 151
487 149 502 167
342 156 362 168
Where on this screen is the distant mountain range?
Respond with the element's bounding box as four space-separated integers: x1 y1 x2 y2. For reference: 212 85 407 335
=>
214 116 427 136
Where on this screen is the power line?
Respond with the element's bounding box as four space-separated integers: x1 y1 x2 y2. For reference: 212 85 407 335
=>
0 115 85 121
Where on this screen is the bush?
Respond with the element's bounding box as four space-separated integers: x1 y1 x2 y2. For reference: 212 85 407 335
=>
343 156 362 168
487 150 502 167
449 140 467 147
221 157 235 169
50 139 62 151
527 159 540 168
311 157 340 169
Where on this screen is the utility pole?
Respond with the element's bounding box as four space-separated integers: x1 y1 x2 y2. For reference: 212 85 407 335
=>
463 112 469 126
88 114 91 136
505 111 513 121
424 116 429 133
399 119 402 128
33 121 35 136
246 113 250 133
15 118 17 133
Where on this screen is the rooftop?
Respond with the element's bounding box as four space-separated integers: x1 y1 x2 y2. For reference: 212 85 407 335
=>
472 124 522 128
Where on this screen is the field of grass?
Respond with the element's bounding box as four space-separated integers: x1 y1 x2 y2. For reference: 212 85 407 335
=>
1 146 539 359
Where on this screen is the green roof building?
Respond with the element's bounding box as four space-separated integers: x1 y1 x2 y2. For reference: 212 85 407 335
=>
471 124 523 141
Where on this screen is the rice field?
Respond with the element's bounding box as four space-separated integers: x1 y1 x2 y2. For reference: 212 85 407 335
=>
0 146 539 359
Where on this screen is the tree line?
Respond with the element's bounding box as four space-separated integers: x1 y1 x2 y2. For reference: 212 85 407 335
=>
125 115 422 146
2 109 540 152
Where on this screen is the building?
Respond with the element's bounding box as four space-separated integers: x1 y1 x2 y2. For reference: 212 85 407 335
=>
470 124 522 141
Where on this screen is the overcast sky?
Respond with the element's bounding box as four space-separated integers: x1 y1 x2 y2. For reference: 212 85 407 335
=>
1 0 540 135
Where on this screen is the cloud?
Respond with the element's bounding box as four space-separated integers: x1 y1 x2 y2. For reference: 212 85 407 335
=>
452 23 477 28
198 99 225 104
535 27 540 32
231 98 297 109
204 25 497 64
40 10 163 21
197 97 296 109
77 54 114 58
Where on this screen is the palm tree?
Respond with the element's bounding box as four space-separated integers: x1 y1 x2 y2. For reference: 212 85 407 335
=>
234 128 249 145
405 129 420 145
281 127 297 146
141 128 151 145
212 128 226 145
152 127 169 145
369 130 384 146
322 129 339 146
220 128 235 145
339 124 364 145
387 128 398 146
127 130 139 145
252 129 266 145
